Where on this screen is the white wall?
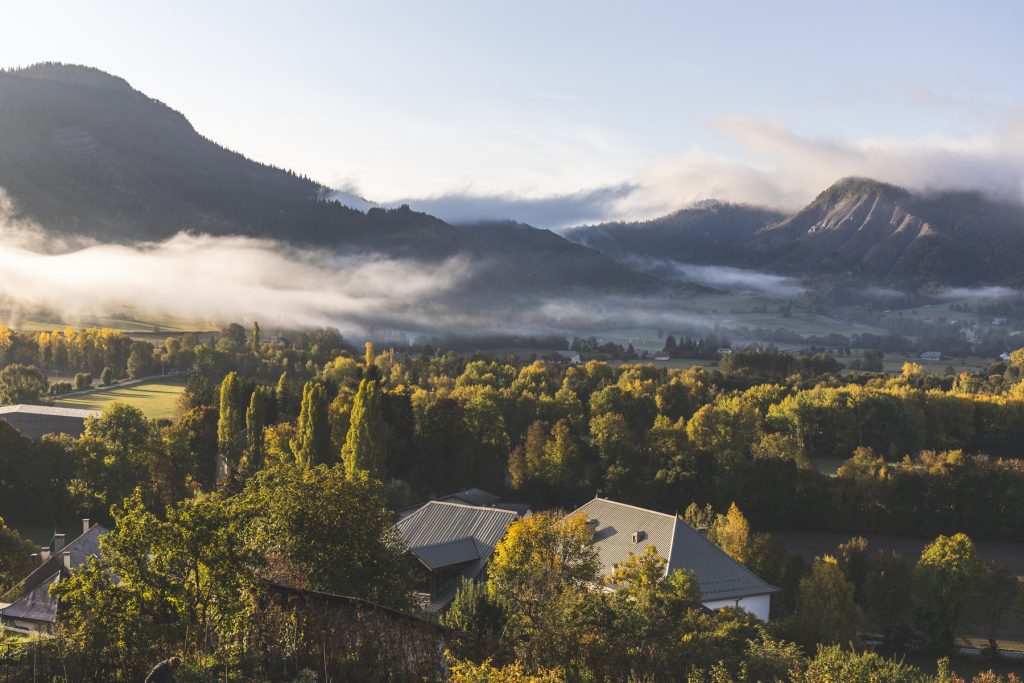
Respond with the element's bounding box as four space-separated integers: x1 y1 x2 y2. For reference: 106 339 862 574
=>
702 593 772 622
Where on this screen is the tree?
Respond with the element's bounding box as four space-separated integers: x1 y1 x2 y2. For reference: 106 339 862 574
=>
241 385 272 478
710 503 751 564
292 381 331 468
100 366 113 386
790 556 862 647
217 371 245 486
864 550 914 652
914 533 986 653
0 515 33 593
441 578 507 661
126 341 153 379
835 537 870 601
0 363 49 404
250 320 261 353
542 419 580 489
979 562 1019 656
73 372 93 391
341 377 387 480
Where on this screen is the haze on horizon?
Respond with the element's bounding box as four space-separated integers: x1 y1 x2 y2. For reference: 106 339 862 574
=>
3 1 1024 228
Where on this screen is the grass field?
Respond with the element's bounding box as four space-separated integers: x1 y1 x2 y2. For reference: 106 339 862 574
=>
55 376 186 420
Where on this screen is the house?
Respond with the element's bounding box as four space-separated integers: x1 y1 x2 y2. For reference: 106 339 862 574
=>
556 350 582 365
919 351 943 361
396 501 518 616
0 519 108 634
572 498 778 621
398 488 531 519
0 404 101 440
654 353 671 361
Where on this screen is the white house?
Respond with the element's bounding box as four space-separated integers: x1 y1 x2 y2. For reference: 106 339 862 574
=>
573 498 778 622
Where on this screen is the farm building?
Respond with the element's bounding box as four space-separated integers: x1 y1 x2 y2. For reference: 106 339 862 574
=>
0 404 101 440
572 498 778 621
919 351 943 361
0 519 109 634
397 500 519 616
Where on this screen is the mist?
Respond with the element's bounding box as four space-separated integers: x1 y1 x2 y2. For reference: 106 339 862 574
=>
934 286 1022 301
625 257 805 299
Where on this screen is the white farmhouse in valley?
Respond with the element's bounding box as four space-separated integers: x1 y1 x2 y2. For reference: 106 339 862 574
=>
573 498 778 621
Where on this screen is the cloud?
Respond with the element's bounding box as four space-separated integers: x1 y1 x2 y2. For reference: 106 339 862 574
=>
391 183 638 229
934 286 1021 301
625 257 805 299
0 218 471 335
388 115 1024 228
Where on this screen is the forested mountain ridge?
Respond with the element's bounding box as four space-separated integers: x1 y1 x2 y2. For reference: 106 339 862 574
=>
0 63 649 292
566 178 1024 287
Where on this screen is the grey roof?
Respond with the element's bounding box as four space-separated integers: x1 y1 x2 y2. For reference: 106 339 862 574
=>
574 498 778 602
437 488 501 507
0 572 60 624
0 404 101 440
411 538 480 570
397 501 518 613
1 523 108 605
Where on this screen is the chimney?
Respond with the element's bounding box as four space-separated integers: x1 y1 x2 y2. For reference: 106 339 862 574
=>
631 530 647 544
52 534 65 554
62 551 72 571
30 552 39 567
82 518 91 535
40 547 51 562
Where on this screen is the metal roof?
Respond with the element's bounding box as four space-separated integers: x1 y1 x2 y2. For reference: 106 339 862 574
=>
574 498 778 602
397 501 517 613
437 488 501 507
0 404 101 440
411 538 480 570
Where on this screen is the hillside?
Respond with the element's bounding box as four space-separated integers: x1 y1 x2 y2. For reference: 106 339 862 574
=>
564 200 784 265
0 63 648 293
750 178 1024 286
567 179 1024 287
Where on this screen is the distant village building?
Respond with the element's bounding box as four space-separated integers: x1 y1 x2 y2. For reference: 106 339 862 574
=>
0 519 108 634
716 347 733 356
556 350 582 365
0 405 101 440
992 317 1008 326
919 351 943 361
572 498 778 621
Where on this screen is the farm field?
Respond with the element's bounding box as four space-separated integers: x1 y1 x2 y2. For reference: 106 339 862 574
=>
54 375 186 420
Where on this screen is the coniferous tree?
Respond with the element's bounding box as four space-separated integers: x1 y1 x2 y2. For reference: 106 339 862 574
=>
216 371 245 486
341 376 387 480
292 381 331 467
250 321 261 353
241 385 271 477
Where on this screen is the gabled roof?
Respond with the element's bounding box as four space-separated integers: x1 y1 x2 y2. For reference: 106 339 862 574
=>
437 488 501 507
0 404 101 440
574 498 778 602
0 572 61 624
411 538 480 570
397 500 518 613
1 523 108 604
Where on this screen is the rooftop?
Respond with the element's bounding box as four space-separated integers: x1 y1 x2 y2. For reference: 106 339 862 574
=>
574 498 778 602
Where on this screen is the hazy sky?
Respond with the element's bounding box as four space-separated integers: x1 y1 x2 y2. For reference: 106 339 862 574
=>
3 1 1024 226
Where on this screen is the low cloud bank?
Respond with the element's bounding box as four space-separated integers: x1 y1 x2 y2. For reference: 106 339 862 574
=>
934 286 1022 301
626 257 805 299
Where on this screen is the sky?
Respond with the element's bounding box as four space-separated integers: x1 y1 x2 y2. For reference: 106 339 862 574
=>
3 1 1024 227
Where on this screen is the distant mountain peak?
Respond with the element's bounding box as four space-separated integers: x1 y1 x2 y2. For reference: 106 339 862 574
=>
8 62 133 91
812 176 910 206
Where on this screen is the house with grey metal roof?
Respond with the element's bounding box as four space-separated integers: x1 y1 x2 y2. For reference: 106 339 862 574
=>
573 498 779 621
396 500 518 616
398 488 531 520
0 519 108 634
0 404 101 440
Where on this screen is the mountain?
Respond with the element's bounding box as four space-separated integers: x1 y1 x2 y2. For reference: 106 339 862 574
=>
749 178 1024 286
0 63 648 292
567 178 1024 287
564 201 784 265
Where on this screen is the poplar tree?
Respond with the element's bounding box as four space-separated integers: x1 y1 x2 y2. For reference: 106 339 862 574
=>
216 372 245 486
241 385 271 476
292 381 331 467
341 376 387 480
